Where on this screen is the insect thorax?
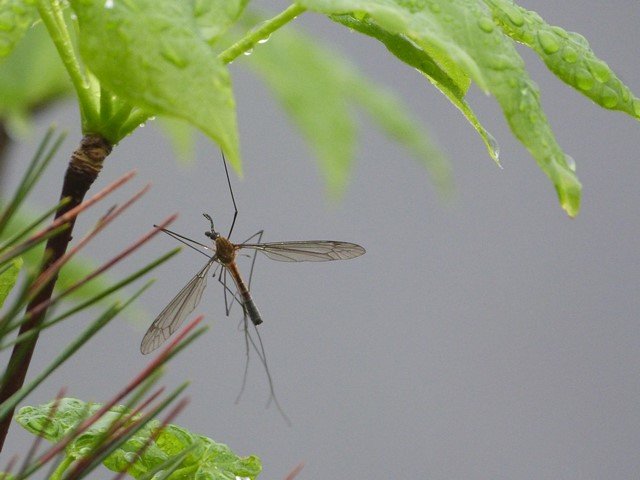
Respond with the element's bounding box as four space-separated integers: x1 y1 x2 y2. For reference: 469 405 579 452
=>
215 236 236 264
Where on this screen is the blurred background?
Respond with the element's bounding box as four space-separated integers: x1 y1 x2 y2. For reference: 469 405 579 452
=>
2 0 639 478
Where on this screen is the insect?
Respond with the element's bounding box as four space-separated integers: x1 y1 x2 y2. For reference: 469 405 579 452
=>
140 159 365 355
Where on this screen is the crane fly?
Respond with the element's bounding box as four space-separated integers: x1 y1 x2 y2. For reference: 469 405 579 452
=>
140 214 365 354
140 155 365 356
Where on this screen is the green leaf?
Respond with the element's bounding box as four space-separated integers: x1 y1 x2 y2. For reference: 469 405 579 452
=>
195 0 251 45
0 21 72 135
484 0 640 119
0 0 38 59
247 25 356 195
246 18 450 195
16 398 121 444
351 78 453 193
68 0 241 172
298 0 487 90
157 116 197 165
16 398 262 480
0 256 22 308
297 0 582 216
332 13 498 167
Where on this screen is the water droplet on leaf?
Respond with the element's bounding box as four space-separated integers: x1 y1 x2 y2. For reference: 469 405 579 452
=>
477 17 494 33
561 46 578 63
486 132 500 165
564 154 576 172
160 44 189 68
588 60 611 83
575 69 594 91
600 87 619 108
504 6 524 26
537 31 559 54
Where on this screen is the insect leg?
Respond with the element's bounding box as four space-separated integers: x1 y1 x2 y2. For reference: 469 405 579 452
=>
217 267 243 316
247 322 291 426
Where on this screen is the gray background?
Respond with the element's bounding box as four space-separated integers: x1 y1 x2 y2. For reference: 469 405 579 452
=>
3 1 639 478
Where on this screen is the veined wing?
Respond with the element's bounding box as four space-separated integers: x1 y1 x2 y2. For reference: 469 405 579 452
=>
239 241 365 262
140 259 214 354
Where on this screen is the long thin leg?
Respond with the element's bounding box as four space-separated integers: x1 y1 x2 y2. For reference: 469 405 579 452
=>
220 150 238 239
234 311 291 425
217 267 243 315
246 321 291 426
244 230 264 291
235 314 251 406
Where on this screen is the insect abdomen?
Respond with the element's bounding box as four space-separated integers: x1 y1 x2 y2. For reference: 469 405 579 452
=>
242 294 263 326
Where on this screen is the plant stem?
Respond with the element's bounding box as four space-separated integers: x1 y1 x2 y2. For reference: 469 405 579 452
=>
0 134 112 451
218 4 307 64
37 0 99 129
50 454 73 480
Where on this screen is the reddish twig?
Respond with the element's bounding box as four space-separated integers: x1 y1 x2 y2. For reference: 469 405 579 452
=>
284 461 305 480
37 315 204 465
0 170 135 266
0 134 114 450
110 398 190 480
27 183 151 299
1 454 18 479
17 387 67 477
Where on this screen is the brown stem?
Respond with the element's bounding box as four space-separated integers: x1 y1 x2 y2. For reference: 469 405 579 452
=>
0 121 10 187
0 134 112 451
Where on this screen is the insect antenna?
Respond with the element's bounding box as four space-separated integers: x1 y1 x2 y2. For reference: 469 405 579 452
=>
220 149 238 238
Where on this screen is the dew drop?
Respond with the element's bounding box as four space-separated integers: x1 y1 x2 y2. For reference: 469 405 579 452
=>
477 17 494 33
567 30 588 47
489 55 509 70
564 154 576 172
257 35 271 44
600 86 619 108
504 6 524 26
575 69 594 91
160 44 188 68
486 132 500 165
621 88 630 103
124 452 137 462
243 48 253 56
104 0 114 9
537 30 559 54
550 26 569 40
588 60 611 83
561 46 578 64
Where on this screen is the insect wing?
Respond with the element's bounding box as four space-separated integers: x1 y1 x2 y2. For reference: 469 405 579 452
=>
140 260 214 354
240 241 365 262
